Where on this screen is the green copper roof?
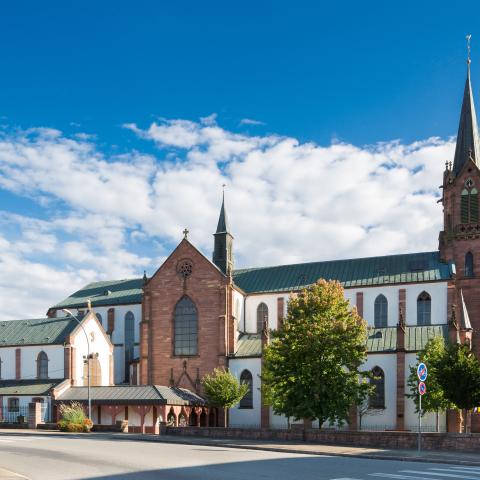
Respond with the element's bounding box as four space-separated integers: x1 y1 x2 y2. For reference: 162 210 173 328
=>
51 251 451 310
52 278 144 310
232 333 262 357
232 251 451 294
232 325 449 358
56 385 205 406
405 324 449 351
366 324 449 353
0 379 64 396
0 316 85 346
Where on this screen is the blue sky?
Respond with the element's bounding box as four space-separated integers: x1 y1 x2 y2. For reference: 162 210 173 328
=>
1 1 478 147
0 1 476 318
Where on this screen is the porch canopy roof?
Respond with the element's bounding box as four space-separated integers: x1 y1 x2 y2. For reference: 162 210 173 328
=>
55 385 205 406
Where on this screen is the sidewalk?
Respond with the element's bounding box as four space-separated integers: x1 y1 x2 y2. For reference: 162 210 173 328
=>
111 432 480 466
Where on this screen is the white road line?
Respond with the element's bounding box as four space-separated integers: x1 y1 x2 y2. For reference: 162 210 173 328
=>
369 474 442 480
445 469 480 473
429 469 480 476
0 439 13 443
401 470 480 479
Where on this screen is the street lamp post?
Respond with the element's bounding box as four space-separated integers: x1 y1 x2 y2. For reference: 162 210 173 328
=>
62 309 91 420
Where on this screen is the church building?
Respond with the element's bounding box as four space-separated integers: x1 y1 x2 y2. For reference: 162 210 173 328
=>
47 59 480 432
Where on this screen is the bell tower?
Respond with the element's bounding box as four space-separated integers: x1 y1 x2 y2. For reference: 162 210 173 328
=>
439 38 480 353
213 190 234 275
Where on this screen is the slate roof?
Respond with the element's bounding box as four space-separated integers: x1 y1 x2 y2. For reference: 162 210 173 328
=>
0 316 86 347
52 278 144 310
216 193 230 234
233 251 451 294
56 385 205 406
453 65 480 176
51 251 452 310
0 379 64 396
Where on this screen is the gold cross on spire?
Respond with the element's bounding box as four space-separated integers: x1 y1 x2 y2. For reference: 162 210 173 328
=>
183 228 189 239
467 34 472 65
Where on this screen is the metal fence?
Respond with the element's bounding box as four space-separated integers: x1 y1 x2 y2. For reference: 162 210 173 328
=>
0 404 50 424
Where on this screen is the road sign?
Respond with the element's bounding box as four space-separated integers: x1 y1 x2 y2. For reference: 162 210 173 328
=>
417 363 428 382
418 381 426 396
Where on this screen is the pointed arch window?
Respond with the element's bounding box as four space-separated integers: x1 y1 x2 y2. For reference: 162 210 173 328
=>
37 351 48 379
417 291 431 326
239 370 253 409
461 181 479 224
374 295 388 328
256 303 269 333
465 252 475 278
174 296 198 356
369 366 385 409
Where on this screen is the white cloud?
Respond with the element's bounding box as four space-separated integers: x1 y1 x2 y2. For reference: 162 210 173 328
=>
240 118 266 126
0 118 455 320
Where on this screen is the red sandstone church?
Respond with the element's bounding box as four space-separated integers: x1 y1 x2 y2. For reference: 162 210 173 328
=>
44 58 480 433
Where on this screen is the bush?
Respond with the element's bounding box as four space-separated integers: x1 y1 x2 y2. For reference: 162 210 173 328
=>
58 402 92 432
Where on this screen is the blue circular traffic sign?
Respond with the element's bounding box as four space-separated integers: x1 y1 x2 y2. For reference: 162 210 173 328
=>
417 363 428 382
418 381 426 396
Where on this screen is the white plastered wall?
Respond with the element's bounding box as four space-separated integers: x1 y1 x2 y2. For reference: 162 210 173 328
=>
57 304 141 384
71 314 113 386
244 294 289 333
228 357 261 427
360 353 397 430
404 352 446 432
0 345 64 381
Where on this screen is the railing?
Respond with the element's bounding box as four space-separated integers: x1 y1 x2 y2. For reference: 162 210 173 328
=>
0 404 50 424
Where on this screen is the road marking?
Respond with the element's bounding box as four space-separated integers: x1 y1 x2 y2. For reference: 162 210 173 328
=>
429 469 480 476
0 467 30 479
370 474 440 480
402 470 480 479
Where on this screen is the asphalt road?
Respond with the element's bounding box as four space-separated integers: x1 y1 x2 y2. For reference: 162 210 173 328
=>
0 431 478 480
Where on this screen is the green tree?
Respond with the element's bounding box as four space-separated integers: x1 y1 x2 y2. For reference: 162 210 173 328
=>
406 336 452 432
201 367 249 427
436 342 480 433
262 279 370 428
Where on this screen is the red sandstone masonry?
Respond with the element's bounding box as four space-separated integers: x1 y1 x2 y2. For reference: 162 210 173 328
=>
355 292 363 318
140 239 232 390
166 427 480 453
277 297 284 330
15 348 20 380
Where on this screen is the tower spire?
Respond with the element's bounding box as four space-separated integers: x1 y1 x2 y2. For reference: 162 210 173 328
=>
452 34 480 176
216 184 230 234
213 185 234 275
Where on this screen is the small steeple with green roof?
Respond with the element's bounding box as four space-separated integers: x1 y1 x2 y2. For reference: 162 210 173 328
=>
213 188 234 275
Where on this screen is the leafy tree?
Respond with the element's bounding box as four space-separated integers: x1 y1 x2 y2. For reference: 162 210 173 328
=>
201 367 249 427
436 342 480 433
262 279 370 428
406 336 452 432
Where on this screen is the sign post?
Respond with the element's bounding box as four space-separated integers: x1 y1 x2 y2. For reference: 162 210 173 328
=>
417 363 427 455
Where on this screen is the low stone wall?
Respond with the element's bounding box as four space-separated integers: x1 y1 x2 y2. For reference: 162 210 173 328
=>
0 422 28 429
165 427 480 453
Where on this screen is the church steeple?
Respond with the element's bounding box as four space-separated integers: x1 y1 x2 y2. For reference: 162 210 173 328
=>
453 38 480 176
213 190 234 275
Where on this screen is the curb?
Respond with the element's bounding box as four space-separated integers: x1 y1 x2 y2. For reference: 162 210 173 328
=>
110 435 480 467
